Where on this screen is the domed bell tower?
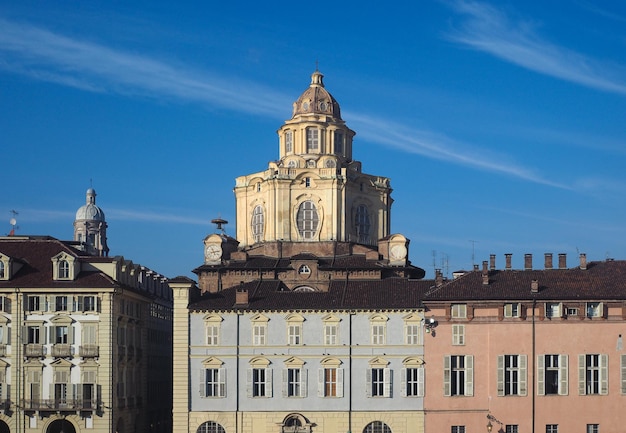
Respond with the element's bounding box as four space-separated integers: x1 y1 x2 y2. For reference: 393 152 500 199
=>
74 188 109 256
234 70 393 249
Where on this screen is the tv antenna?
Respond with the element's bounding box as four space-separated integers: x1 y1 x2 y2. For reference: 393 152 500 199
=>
469 240 478 266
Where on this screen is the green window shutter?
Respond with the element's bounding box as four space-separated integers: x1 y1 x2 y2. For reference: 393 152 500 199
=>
218 367 226 398
537 355 545 396
265 368 273 398
621 355 626 395
465 355 474 396
497 355 504 396
578 354 586 395
600 354 608 395
383 368 392 398
317 369 324 397
301 369 308 397
199 369 206 397
519 355 527 396
417 367 425 397
443 356 451 397
336 368 344 398
559 355 568 395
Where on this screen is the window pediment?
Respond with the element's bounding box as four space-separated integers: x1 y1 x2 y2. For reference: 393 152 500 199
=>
368 357 389 367
50 358 73 368
320 356 342 367
369 313 388 322
402 356 425 366
250 313 269 323
203 314 223 323
50 315 73 325
285 313 305 323
202 357 224 368
284 356 305 367
322 314 341 323
249 356 271 367
51 252 78 280
402 312 422 323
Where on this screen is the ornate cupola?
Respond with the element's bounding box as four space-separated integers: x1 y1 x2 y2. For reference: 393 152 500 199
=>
73 188 109 256
234 70 393 249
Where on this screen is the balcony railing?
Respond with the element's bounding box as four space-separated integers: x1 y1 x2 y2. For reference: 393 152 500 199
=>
24 344 44 358
79 345 99 358
21 399 100 411
51 344 72 358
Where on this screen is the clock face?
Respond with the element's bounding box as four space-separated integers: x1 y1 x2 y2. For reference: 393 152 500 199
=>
205 244 222 260
390 244 407 260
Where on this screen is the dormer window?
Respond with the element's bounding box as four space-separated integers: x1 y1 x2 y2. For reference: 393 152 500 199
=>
52 253 77 280
0 254 11 281
298 265 311 275
58 260 70 279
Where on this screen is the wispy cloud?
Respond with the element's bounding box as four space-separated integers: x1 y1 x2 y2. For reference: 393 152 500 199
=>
447 0 626 96
348 112 571 189
0 17 289 116
0 15 568 189
107 208 209 225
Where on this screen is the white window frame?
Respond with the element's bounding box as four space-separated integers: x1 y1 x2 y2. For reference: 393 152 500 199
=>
497 354 527 396
324 323 338 345
206 325 219 346
451 304 467 319
444 355 473 396
504 303 520 318
371 324 386 345
452 324 465 346
285 131 293 153
366 367 392 398
251 205 264 243
546 303 562 319
288 324 302 345
252 324 266 346
579 354 608 395
296 201 319 240
200 368 226 398
283 367 307 398
248 367 272 398
586 302 603 318
318 367 343 397
401 366 424 397
537 354 568 396
405 323 421 345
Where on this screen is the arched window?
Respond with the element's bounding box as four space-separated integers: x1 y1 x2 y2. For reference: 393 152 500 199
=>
285 131 293 153
298 265 311 275
251 206 264 243
363 421 392 433
197 421 226 433
355 205 370 243
296 201 319 240
334 131 344 154
58 260 70 279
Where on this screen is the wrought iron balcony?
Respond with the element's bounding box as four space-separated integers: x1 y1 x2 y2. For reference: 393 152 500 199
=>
51 344 72 358
79 345 99 358
22 398 100 412
24 344 44 358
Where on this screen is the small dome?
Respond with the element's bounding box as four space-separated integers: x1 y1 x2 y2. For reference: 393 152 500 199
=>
292 70 342 120
75 188 105 221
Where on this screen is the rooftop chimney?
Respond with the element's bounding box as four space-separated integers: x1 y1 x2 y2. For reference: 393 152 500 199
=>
473 264 479 271
489 254 496 270
544 253 553 270
579 253 587 270
435 269 443 287
524 254 533 270
236 284 249 306
558 253 567 269
531 279 539 293
482 261 489 285
505 253 512 270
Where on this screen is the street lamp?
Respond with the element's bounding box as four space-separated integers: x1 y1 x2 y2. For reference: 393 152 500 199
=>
486 420 493 433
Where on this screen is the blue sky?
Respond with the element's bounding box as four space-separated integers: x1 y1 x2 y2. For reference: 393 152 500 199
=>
1 1 625 279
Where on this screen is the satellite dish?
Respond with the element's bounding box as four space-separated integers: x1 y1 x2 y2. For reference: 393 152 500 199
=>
9 218 16 226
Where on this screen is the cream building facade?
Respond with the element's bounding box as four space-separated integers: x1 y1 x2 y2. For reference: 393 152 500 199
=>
0 190 172 433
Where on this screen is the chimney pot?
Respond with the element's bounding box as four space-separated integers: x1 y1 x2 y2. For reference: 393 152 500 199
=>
489 254 496 270
579 253 587 270
558 253 567 269
435 269 443 287
505 253 512 270
544 253 553 270
473 264 479 271
524 254 533 270
482 261 489 285
236 286 249 305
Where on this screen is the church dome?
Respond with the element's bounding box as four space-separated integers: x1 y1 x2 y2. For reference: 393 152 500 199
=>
292 70 342 120
75 188 106 221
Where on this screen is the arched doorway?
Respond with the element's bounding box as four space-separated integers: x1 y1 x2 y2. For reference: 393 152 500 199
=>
46 418 77 433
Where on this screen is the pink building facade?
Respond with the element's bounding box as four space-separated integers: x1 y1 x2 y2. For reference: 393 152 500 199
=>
423 254 626 433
